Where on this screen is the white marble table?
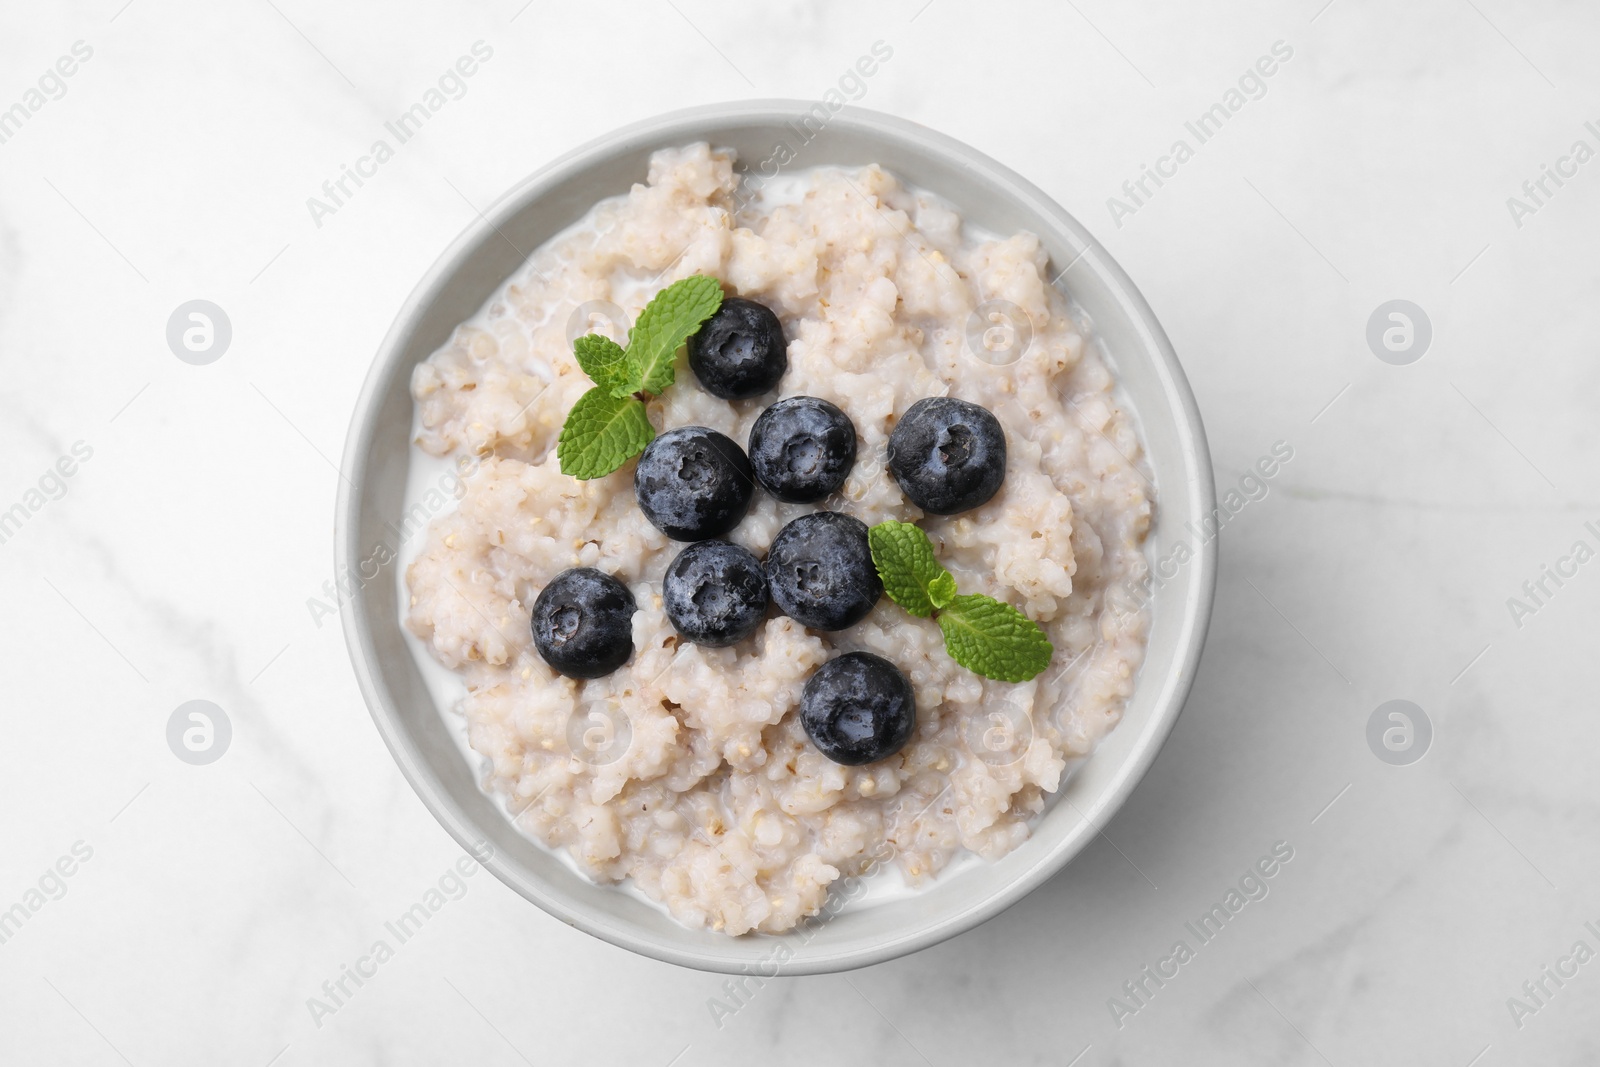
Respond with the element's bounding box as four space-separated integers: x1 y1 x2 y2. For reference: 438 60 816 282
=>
2 0 1597 1063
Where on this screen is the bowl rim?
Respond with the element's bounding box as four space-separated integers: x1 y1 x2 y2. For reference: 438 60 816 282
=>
337 99 1217 974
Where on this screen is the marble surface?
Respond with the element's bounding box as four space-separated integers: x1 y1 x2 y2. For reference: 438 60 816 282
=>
3 0 1598 1063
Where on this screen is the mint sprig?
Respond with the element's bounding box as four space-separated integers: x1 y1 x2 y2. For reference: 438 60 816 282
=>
556 275 724 479
868 519 1052 682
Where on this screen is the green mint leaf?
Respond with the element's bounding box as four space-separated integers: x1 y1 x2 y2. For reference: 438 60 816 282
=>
936 594 1053 682
556 386 654 479
573 333 633 393
625 274 723 397
607 354 643 398
868 520 952 618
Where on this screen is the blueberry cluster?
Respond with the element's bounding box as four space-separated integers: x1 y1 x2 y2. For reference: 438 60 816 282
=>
529 289 1010 766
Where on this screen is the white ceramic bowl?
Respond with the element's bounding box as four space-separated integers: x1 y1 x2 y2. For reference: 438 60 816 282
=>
337 101 1216 975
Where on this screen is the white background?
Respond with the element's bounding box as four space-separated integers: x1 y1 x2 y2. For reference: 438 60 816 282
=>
2 0 1598 1063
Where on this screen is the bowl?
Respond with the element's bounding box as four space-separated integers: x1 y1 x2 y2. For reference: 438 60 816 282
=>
337 100 1216 975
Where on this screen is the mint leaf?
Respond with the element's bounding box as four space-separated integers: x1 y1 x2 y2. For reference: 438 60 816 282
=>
936 594 1053 682
573 333 633 393
868 520 952 617
556 387 654 479
610 366 642 398
624 274 723 397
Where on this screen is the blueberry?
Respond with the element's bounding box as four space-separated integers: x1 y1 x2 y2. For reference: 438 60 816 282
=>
688 297 788 399
766 512 881 631
634 426 755 541
530 568 635 679
663 540 768 647
800 651 916 765
747 396 857 504
887 396 1007 515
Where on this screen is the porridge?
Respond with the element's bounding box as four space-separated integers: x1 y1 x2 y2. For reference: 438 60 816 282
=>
403 143 1152 935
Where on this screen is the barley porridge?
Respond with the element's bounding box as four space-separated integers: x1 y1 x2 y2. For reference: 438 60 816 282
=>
402 143 1152 935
